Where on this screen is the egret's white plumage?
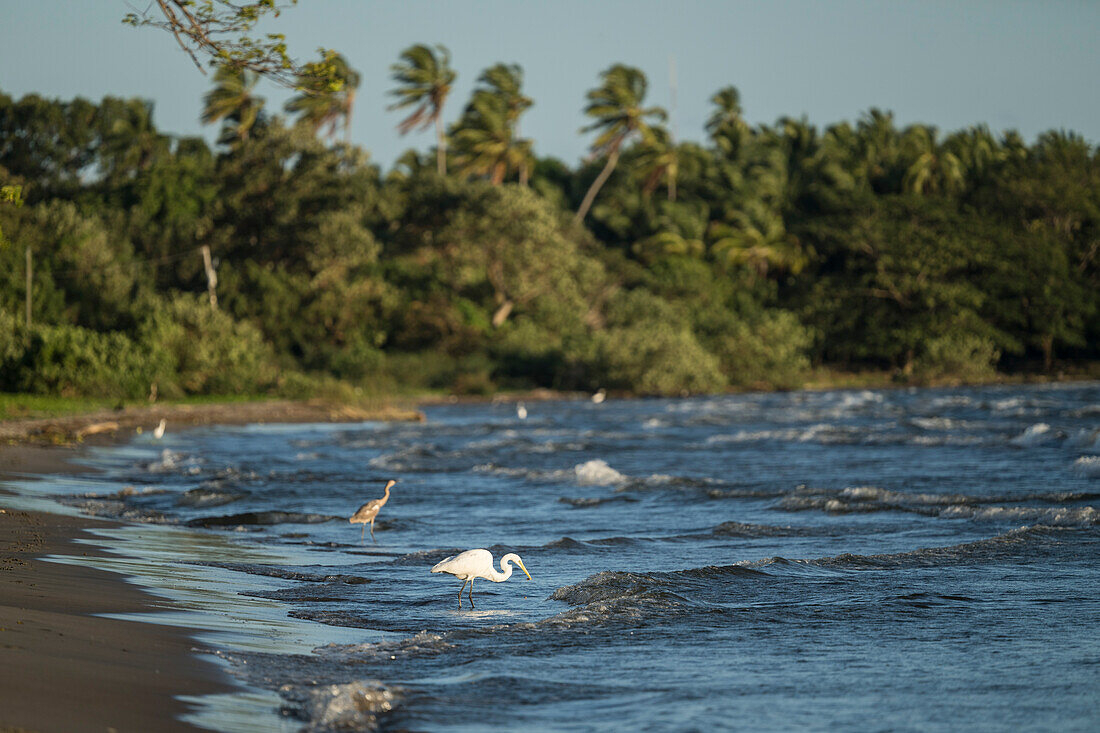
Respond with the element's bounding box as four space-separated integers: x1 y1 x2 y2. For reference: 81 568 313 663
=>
350 479 396 542
153 419 166 440
430 548 531 609
516 402 528 420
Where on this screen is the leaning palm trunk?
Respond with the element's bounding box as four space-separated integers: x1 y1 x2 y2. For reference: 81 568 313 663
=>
573 147 620 226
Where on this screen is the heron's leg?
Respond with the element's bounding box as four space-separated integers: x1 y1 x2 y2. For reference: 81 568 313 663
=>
468 578 475 609
457 578 469 609
360 523 366 543
370 519 376 542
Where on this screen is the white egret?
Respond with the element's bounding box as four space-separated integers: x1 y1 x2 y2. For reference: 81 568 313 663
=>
430 549 531 609
516 402 528 420
153 419 166 440
591 388 607 404
350 479 396 542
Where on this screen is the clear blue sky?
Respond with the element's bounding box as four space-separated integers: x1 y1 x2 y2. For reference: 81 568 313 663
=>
2 1 1098 168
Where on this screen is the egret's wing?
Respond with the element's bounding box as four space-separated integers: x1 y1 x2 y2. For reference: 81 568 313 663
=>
430 555 456 573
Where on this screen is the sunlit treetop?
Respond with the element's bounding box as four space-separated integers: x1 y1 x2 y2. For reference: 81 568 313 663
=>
123 0 346 93
0 184 24 248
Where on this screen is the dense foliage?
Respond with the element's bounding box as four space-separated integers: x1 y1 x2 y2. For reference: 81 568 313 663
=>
1 58 1097 398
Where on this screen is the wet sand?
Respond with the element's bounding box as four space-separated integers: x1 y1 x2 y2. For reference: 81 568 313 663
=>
0 401 426 732
0 445 233 733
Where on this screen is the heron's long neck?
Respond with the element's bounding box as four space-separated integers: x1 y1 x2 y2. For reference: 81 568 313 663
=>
490 560 514 582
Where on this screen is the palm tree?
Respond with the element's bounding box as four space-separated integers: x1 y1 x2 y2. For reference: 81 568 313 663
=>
900 124 964 195
708 202 807 278
201 64 264 145
451 94 515 184
634 125 678 201
451 64 533 185
477 63 533 122
285 53 360 141
706 85 750 159
96 98 169 181
388 44 456 175
943 125 1003 190
573 64 667 226
855 108 901 193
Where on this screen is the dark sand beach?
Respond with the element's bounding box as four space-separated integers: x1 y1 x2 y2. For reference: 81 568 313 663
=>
0 446 231 733
0 401 424 733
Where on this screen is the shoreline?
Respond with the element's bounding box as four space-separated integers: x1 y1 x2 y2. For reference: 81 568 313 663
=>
0 398 426 447
0 403 424 733
0 445 233 733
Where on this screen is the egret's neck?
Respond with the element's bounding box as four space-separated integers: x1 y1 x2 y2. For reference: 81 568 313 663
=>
491 559 514 583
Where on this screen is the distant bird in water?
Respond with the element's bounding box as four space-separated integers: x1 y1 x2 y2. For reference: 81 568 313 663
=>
591 388 607 404
516 402 528 420
350 479 396 542
153 419 166 440
430 549 531 609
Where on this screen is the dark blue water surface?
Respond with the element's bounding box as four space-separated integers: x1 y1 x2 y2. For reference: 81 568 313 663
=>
30 384 1100 730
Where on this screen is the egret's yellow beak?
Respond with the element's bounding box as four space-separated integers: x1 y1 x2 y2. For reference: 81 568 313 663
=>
518 560 532 580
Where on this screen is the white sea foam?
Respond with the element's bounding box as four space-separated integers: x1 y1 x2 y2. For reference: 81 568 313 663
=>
837 390 882 409
1067 429 1100 452
839 486 971 505
911 416 959 430
928 395 974 409
1009 423 1056 447
1072 456 1100 478
144 448 203 474
939 504 1099 525
297 680 398 731
574 459 627 485
706 424 855 444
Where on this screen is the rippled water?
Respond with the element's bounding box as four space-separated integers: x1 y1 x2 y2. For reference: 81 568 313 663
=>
38 384 1100 729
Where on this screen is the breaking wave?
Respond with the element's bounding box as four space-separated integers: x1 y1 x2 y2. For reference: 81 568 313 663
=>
1073 456 1100 478
1009 423 1059 447
185 511 341 527
548 525 1086 622
773 485 1100 525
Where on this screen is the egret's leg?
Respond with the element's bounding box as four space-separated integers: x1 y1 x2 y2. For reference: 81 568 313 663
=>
468 578 475 609
370 519 376 542
457 578 469 609
360 523 366 543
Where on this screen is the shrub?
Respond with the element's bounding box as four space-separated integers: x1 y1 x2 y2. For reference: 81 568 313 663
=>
708 310 813 390
913 331 1001 383
140 295 280 395
1 317 168 399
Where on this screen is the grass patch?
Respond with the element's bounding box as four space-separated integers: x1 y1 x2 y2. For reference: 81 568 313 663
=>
0 393 119 420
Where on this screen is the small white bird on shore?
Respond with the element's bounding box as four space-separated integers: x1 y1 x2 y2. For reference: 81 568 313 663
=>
153 419 166 440
591 388 607 404
516 402 528 420
350 479 396 542
430 549 531 609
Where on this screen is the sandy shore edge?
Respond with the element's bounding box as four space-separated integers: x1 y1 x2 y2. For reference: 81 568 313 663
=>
0 445 235 733
0 402 425 733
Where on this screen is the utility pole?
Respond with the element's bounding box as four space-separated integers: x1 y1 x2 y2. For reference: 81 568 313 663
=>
25 245 31 330
201 245 218 309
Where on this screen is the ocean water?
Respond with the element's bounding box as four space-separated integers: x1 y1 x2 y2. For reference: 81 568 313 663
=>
19 383 1100 731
